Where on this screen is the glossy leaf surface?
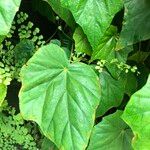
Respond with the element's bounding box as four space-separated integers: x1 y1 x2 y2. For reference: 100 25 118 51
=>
19 44 101 150
61 0 123 49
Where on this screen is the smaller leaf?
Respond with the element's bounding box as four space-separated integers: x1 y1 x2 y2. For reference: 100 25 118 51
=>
96 71 125 117
73 26 92 55
88 111 133 150
122 75 150 149
91 26 117 61
61 0 123 49
117 0 150 49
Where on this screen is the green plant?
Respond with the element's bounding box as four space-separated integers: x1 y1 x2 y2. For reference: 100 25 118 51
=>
0 101 42 149
0 11 45 105
0 10 46 149
0 0 150 149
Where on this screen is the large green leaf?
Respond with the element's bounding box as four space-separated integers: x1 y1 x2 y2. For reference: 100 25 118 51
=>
117 0 150 49
0 0 21 40
88 111 133 150
91 26 117 61
0 83 7 106
61 0 123 49
46 0 75 29
122 75 150 149
96 71 125 117
73 26 92 55
19 44 101 150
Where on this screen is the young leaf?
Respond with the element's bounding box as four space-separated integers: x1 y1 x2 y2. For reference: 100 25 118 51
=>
122 75 150 149
0 83 7 106
61 0 123 49
19 44 101 150
73 26 92 56
117 0 150 49
91 26 117 61
88 111 133 150
96 71 125 117
0 0 21 40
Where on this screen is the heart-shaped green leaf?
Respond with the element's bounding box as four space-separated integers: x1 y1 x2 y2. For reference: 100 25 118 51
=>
19 44 101 150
